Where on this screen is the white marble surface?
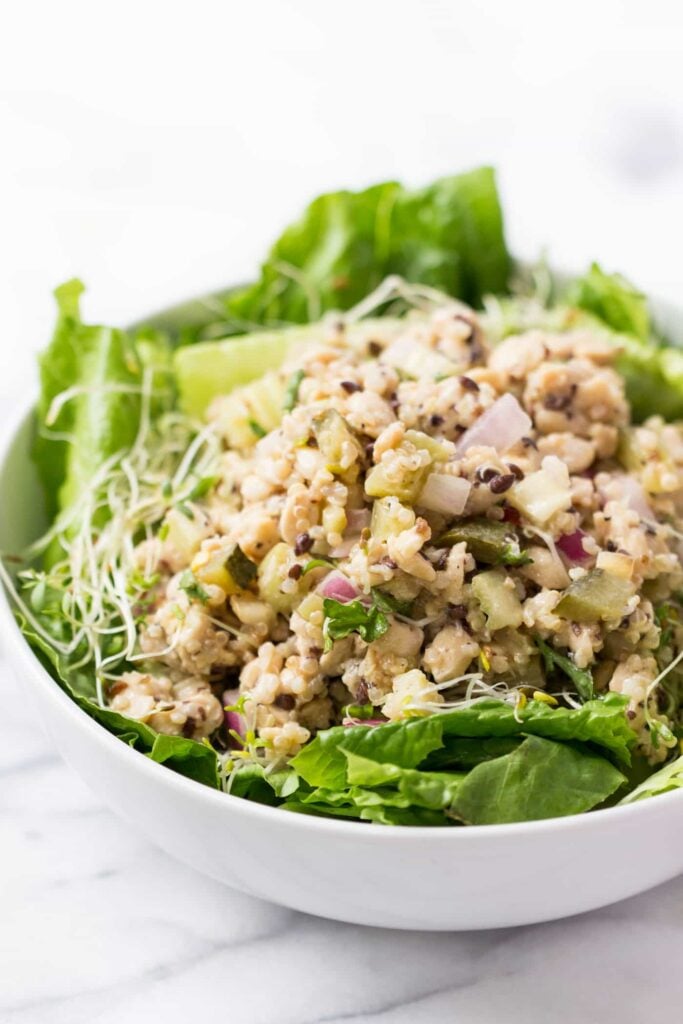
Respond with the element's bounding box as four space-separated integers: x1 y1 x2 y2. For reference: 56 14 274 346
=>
2 3 683 1020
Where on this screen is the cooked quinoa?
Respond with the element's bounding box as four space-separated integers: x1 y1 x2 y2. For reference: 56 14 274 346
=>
110 299 683 765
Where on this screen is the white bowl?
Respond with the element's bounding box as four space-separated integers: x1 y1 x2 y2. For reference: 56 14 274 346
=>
3 290 683 931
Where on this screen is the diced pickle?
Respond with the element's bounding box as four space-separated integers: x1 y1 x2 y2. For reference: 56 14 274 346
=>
555 569 635 622
436 518 527 566
225 545 258 588
193 543 257 595
472 569 523 631
312 410 361 474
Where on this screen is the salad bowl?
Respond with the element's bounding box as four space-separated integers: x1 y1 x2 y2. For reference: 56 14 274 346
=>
2 278 683 931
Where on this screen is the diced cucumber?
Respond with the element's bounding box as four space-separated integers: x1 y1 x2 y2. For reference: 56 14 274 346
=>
174 317 406 419
175 324 321 418
212 372 286 449
472 569 523 631
370 497 415 541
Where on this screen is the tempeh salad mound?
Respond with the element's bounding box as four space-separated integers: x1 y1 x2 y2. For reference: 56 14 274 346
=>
114 298 681 765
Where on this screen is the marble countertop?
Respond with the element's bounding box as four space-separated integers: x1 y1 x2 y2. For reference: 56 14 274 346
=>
4 4 683 1019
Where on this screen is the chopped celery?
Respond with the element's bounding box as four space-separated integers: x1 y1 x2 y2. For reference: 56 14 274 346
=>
555 569 635 622
436 517 529 566
404 430 449 463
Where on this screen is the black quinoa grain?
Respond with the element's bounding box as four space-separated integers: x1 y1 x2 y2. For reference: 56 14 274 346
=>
489 473 516 494
182 718 196 738
288 563 303 580
355 680 369 705
544 392 572 411
294 532 313 555
448 603 468 620
435 550 449 571
429 414 445 428
459 375 479 392
379 556 398 569
521 436 538 449
368 340 382 357
341 380 361 394
605 540 617 552
506 463 524 480
274 694 296 711
476 466 499 483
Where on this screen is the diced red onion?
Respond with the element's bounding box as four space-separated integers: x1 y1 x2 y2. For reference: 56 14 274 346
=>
417 472 471 515
318 572 359 603
455 394 532 457
346 508 371 532
329 536 360 558
557 529 590 564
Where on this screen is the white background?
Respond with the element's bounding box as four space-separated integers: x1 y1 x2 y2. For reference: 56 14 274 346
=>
2 3 683 1021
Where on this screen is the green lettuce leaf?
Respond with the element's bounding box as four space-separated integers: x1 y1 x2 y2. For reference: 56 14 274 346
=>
571 263 650 342
450 736 626 825
290 715 444 789
226 167 509 327
343 751 465 810
17 614 220 789
420 735 523 771
35 281 144 517
570 264 683 421
619 754 683 804
436 695 634 764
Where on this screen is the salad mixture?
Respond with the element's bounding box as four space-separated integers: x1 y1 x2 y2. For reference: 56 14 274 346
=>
6 166 683 826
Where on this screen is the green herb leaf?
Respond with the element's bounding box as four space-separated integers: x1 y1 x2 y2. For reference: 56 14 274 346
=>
535 637 594 702
248 419 267 439
450 735 626 825
322 597 389 651
370 587 414 617
178 569 210 604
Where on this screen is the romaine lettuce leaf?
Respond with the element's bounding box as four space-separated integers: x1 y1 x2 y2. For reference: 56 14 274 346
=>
450 736 626 825
571 263 650 342
18 614 220 789
436 695 634 764
35 281 144 517
570 264 683 421
289 715 444 789
225 167 509 328
619 754 683 804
